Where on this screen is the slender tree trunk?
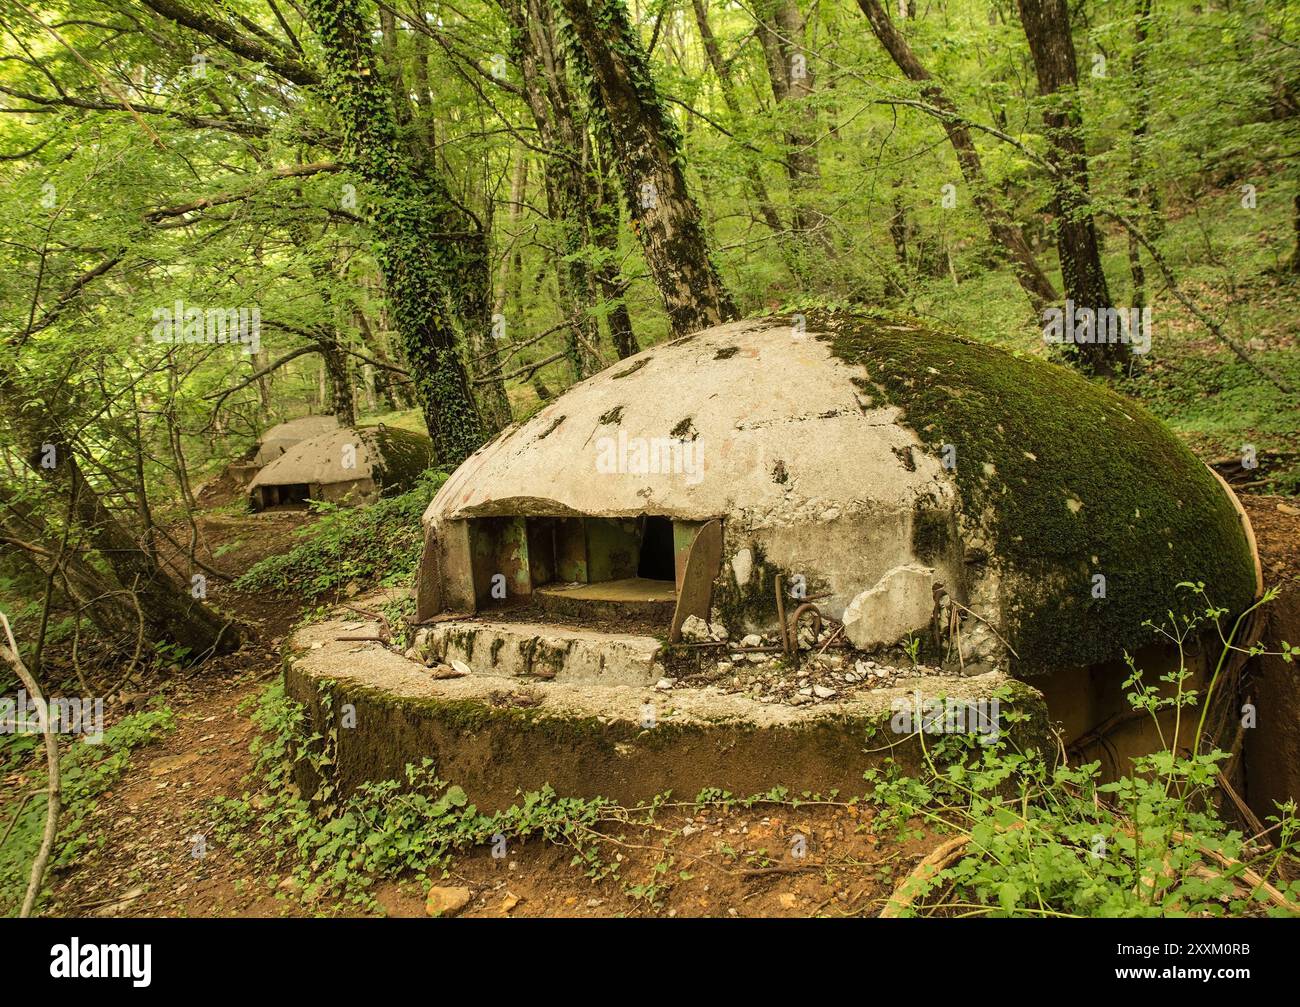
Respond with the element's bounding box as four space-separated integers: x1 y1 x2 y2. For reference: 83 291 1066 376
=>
857 0 1058 312
303 0 485 464
592 129 639 358
1126 0 1155 311
289 218 357 426
504 0 597 378
690 0 786 235
1016 0 1121 373
757 0 831 252
1290 194 1300 273
555 0 737 335
0 487 142 645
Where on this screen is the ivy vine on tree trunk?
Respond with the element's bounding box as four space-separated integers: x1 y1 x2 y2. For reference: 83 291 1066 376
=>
302 0 485 465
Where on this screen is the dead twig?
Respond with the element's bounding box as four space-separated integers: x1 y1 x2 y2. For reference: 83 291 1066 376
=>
0 611 61 917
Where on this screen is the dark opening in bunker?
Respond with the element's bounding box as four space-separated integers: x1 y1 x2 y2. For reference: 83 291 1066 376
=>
462 514 714 624
637 516 676 581
253 483 311 509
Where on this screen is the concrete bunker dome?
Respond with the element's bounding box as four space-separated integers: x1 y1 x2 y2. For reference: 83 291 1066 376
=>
250 423 433 510
252 414 340 466
418 313 1258 676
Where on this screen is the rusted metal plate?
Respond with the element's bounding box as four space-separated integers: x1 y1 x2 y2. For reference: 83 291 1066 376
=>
672 520 705 592
669 519 723 643
415 524 442 621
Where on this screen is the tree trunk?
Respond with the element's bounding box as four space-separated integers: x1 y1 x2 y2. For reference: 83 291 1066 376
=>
503 0 599 378
857 0 1058 312
0 486 142 647
690 0 786 236
592 129 640 358
1126 0 1155 310
290 217 357 426
757 0 831 253
555 0 737 336
303 0 485 465
1016 0 1122 373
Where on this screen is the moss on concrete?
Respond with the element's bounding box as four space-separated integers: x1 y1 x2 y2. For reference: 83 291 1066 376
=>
368 423 435 493
285 655 1052 810
815 308 1257 675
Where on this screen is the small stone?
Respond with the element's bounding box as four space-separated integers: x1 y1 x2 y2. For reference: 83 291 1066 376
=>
450 659 473 677
777 892 798 910
655 678 674 691
813 685 837 699
740 634 763 648
1278 502 1300 516
426 885 474 917
278 876 303 894
680 615 711 643
798 686 812 697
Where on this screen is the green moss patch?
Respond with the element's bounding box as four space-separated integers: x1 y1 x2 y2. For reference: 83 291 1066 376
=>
368 423 435 492
815 309 1257 674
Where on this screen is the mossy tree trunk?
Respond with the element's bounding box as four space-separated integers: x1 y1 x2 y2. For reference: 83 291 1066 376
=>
303 0 485 465
591 129 639 358
1016 0 1123 374
555 0 737 336
857 0 1058 313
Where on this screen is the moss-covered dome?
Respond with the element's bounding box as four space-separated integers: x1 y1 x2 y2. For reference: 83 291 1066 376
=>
818 309 1257 672
421 312 1255 675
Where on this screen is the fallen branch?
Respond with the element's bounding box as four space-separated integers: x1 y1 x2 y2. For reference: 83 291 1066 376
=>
0 612 61 918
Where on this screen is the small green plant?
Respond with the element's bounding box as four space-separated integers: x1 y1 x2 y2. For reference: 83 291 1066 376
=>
868 585 1300 918
1 706 175 916
902 634 922 668
213 683 619 908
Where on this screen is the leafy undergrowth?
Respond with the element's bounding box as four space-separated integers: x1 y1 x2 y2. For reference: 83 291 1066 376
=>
869 586 1300 918
213 684 622 911
213 683 852 914
213 584 1300 918
235 470 447 600
1 707 175 916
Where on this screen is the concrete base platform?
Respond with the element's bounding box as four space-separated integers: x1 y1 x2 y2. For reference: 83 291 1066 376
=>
285 604 1051 811
532 577 676 621
415 619 664 686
